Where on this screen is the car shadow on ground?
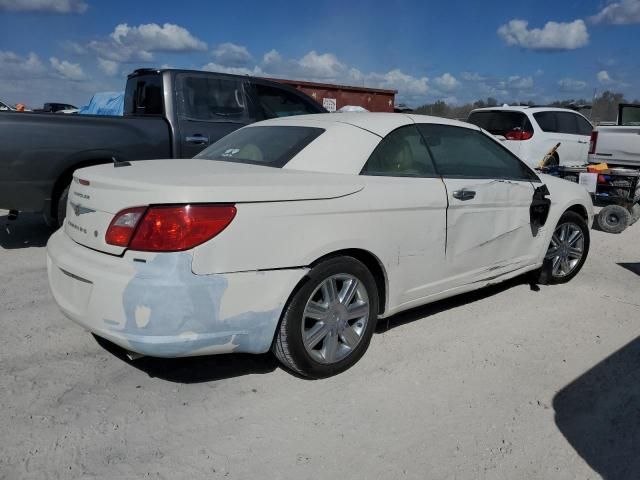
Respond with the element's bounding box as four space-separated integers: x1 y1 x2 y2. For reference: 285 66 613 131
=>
93 334 279 383
0 213 52 249
553 336 640 480
618 262 640 277
376 274 538 333
96 274 539 383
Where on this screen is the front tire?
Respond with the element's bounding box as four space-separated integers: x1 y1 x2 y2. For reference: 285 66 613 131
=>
273 256 379 378
538 211 590 284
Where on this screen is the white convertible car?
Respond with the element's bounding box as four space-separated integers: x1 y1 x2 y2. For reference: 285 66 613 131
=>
47 113 593 378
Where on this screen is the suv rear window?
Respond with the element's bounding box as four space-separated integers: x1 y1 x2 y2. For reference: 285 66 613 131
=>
195 126 324 167
467 111 532 136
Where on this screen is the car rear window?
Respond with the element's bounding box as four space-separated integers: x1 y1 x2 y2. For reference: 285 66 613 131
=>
467 111 531 136
195 126 325 167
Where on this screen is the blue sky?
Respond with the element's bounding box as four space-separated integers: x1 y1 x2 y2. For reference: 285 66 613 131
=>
0 0 639 108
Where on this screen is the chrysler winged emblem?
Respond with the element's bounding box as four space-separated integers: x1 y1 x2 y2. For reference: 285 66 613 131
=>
70 201 95 217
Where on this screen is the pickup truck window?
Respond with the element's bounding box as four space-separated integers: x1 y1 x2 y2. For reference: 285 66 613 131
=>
255 84 320 119
176 74 248 121
195 125 324 167
620 105 640 126
124 74 163 115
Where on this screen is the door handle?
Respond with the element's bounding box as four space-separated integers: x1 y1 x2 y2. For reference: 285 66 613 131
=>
185 135 209 145
577 140 588 144
452 190 476 201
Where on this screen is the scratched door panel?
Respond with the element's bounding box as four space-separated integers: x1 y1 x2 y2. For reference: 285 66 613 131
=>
443 178 536 283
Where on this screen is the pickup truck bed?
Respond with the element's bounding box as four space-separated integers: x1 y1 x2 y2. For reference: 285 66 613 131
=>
589 103 640 168
0 68 325 225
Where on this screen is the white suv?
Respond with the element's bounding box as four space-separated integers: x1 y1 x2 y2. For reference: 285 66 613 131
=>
468 106 593 168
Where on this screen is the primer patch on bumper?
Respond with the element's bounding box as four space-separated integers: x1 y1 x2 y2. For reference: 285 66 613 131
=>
105 252 282 357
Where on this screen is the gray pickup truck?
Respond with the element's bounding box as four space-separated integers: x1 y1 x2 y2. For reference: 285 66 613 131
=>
0 68 325 225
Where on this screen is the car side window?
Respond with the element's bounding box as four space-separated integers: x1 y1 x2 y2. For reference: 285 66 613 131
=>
417 124 538 181
557 112 579 135
255 84 319 118
533 111 558 132
361 125 437 177
576 115 593 135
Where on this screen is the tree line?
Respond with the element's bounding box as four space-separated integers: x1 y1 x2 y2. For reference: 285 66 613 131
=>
413 91 639 124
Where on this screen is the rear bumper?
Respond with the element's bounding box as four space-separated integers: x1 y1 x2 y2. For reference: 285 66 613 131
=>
46 229 307 357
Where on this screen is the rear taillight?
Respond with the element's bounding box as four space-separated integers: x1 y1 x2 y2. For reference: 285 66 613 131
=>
589 131 598 154
504 129 534 141
105 204 236 252
105 207 146 247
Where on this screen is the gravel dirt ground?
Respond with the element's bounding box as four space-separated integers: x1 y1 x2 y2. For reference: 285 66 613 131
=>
1 210 639 480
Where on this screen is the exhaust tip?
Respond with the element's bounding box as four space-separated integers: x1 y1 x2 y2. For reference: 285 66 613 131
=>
126 351 145 361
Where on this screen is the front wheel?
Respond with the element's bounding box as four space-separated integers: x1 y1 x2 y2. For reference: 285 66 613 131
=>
537 211 590 284
272 256 379 378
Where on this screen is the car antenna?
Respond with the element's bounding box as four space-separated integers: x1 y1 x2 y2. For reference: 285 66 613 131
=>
112 156 131 168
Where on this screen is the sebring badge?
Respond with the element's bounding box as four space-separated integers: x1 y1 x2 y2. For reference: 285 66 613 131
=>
70 201 95 217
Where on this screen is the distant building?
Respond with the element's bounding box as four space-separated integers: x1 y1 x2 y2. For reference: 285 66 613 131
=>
266 77 397 113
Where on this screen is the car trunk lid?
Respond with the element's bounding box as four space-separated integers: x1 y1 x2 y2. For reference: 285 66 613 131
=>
63 159 364 255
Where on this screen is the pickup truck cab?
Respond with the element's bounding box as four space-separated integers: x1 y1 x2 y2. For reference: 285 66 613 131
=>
589 103 640 168
0 68 325 225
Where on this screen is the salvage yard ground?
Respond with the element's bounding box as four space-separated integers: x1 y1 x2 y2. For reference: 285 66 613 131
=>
1 210 639 479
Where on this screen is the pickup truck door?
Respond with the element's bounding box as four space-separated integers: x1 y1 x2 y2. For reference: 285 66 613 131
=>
417 124 543 287
174 72 253 158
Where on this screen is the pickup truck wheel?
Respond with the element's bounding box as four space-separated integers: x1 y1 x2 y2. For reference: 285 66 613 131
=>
597 205 630 234
272 256 378 378
56 185 69 227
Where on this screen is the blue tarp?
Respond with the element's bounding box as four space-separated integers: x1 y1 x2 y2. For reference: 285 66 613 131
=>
79 91 124 116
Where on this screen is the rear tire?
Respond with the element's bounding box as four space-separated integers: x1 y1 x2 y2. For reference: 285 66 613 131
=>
272 256 379 378
597 205 630 234
537 211 590 284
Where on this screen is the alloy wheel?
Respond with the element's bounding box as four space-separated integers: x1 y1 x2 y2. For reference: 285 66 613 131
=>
302 274 370 364
545 222 585 278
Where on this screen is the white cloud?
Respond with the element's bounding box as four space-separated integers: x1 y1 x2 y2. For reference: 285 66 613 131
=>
50 57 86 80
591 0 640 24
597 70 612 84
0 51 47 79
98 58 119 77
297 51 346 79
0 0 87 13
201 62 261 76
360 69 430 97
211 42 252 67
461 72 486 82
89 23 207 62
505 75 534 89
497 19 589 50
558 78 588 91
433 73 459 92
202 49 430 101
